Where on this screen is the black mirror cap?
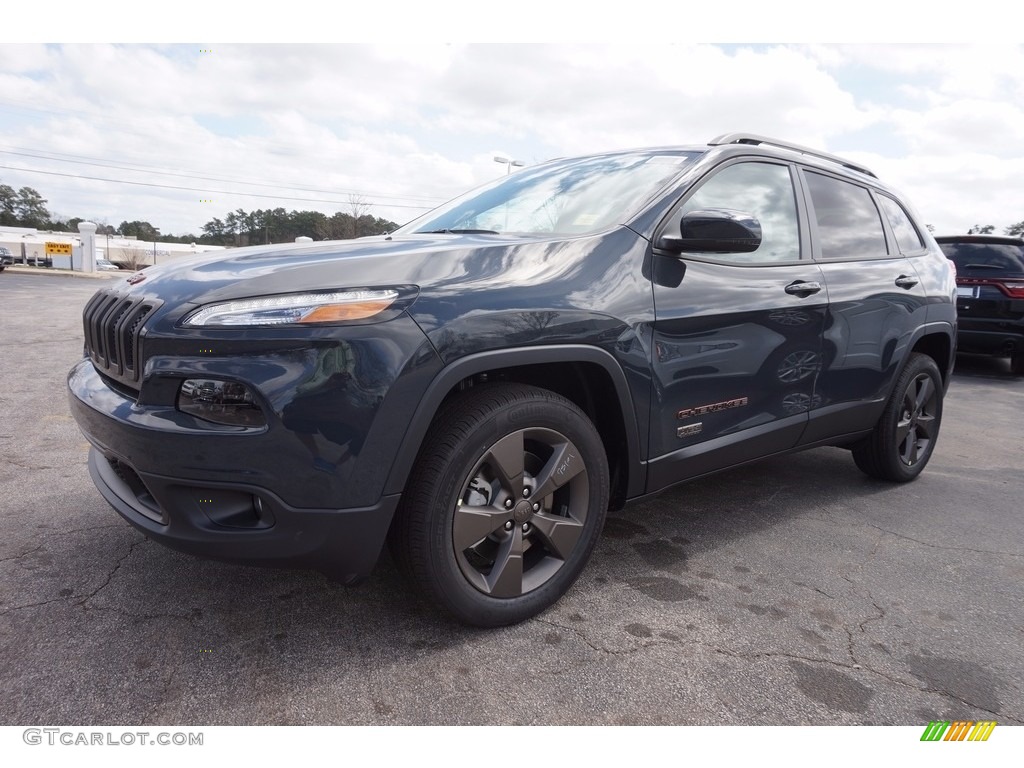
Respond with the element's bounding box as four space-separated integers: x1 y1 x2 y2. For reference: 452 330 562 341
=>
661 208 762 254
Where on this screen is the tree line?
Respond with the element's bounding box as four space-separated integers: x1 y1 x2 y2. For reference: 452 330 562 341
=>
968 223 1024 237
1 179 400 245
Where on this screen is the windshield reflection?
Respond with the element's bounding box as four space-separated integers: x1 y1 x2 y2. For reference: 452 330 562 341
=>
398 151 698 237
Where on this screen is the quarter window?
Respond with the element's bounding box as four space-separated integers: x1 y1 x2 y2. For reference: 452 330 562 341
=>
805 172 887 260
679 162 800 263
878 195 924 253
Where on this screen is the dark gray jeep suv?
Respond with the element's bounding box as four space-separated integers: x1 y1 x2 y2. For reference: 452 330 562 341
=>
68 134 957 626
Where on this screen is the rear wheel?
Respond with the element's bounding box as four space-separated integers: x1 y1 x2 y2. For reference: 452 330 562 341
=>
852 353 943 482
1010 350 1024 375
389 383 609 627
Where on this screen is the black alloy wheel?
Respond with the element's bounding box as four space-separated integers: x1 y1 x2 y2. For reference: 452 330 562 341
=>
389 383 609 627
893 371 939 467
454 426 591 598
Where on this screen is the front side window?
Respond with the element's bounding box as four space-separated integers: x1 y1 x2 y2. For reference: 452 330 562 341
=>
805 172 887 260
678 162 800 263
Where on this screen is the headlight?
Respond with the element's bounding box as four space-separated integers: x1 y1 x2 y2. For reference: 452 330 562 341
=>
183 289 400 327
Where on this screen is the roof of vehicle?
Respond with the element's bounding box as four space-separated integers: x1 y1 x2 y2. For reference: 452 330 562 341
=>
935 235 1024 245
548 134 878 184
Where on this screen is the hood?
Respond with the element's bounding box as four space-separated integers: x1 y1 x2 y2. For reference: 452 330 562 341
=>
114 232 570 307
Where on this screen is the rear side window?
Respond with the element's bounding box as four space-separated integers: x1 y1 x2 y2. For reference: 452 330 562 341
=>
878 195 924 253
937 241 1024 277
804 171 887 260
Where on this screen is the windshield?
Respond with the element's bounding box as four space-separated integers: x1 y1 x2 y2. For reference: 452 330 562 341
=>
398 150 699 237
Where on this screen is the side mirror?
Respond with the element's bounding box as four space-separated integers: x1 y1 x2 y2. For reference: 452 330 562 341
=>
660 208 762 254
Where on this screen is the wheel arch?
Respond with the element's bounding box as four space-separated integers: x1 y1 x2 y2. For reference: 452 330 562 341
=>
906 323 955 388
383 345 645 508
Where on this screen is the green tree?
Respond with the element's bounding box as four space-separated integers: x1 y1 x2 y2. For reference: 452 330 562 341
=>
118 220 161 241
1006 221 1024 238
14 186 51 228
968 224 995 234
198 206 398 247
0 183 17 226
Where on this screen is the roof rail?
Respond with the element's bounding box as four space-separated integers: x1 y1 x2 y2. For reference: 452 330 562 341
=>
708 133 876 179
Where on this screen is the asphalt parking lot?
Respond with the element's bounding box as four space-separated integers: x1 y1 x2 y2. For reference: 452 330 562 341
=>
1 271 1021 726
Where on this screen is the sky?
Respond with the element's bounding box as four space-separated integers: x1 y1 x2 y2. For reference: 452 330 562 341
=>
2 7 1022 238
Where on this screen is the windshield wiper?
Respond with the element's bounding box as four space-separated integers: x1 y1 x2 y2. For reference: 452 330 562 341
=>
963 264 1004 269
424 228 500 235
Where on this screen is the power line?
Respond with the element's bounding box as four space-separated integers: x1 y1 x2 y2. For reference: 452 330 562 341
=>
0 146 450 204
0 164 435 210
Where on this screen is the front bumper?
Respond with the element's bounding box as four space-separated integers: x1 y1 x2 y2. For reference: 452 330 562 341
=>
85 449 398 581
69 359 402 580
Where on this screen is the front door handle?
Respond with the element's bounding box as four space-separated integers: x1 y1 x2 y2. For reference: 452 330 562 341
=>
895 274 919 289
785 280 822 297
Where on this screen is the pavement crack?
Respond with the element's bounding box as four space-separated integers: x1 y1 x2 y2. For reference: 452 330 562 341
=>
141 665 178 726
82 604 200 626
859 599 886 636
0 595 75 616
696 644 1023 723
5 458 56 471
76 536 147 606
48 523 126 537
0 544 44 563
699 641 1022 723
535 617 661 656
792 581 841 600
805 515 1022 559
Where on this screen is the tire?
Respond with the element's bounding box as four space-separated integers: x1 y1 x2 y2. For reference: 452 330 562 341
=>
852 353 943 482
1010 351 1024 376
389 383 610 627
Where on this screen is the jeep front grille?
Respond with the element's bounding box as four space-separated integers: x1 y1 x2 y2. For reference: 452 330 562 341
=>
82 290 160 389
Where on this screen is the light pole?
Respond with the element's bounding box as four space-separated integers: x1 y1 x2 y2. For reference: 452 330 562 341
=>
494 156 525 175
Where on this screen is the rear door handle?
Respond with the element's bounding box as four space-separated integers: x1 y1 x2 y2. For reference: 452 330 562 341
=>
785 280 822 296
895 274 919 289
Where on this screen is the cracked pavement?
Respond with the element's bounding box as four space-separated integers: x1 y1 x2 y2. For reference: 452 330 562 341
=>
1 272 1022 725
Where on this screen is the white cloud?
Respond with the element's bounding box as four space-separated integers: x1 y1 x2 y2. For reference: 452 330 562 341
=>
0 43 1022 236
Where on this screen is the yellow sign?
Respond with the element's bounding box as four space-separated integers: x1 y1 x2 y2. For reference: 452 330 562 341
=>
45 241 73 255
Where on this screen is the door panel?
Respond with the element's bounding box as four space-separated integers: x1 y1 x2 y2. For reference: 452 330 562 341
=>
646 160 827 491
649 259 827 469
805 258 928 441
798 171 929 443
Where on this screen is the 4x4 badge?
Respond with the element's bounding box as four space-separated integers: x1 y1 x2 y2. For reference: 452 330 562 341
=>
677 423 703 438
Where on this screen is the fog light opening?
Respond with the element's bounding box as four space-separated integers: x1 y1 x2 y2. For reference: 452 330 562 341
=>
178 378 266 427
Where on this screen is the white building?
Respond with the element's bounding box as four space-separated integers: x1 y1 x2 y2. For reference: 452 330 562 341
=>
0 226 226 269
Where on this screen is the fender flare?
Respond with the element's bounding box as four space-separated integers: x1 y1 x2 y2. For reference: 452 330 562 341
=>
383 345 646 498
902 321 956 386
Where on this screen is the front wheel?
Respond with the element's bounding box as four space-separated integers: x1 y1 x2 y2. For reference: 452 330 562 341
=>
852 353 944 482
389 383 610 627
